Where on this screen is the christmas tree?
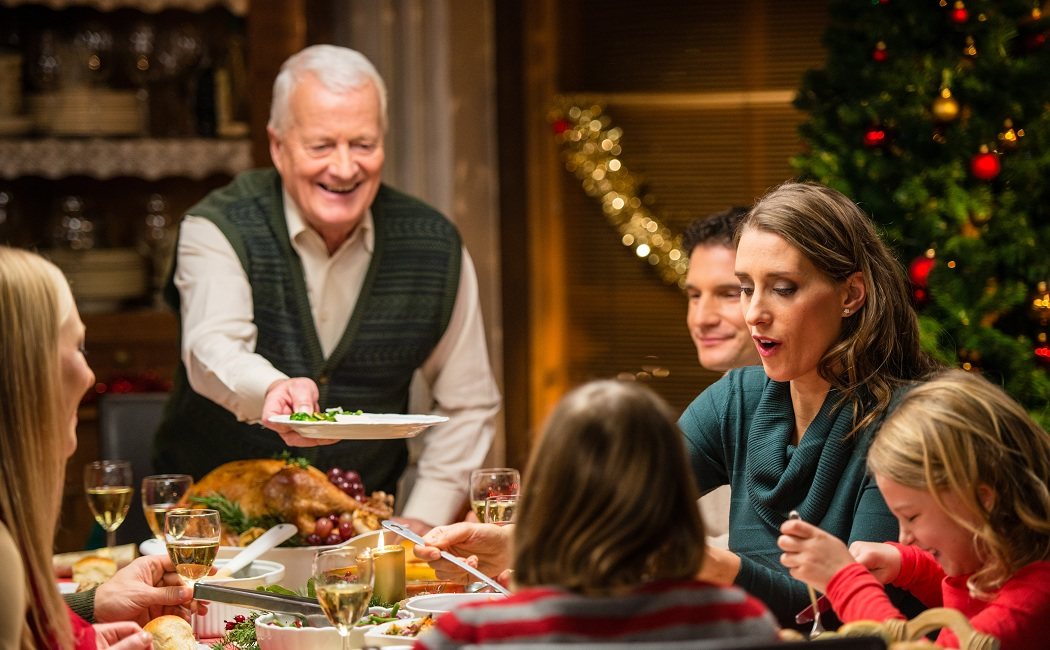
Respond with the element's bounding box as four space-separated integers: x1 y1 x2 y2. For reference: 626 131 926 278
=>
793 0 1050 423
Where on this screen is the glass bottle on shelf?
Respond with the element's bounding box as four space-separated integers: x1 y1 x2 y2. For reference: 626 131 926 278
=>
52 195 96 251
137 193 177 306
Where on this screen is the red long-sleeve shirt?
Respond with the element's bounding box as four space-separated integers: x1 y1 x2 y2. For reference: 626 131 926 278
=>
826 543 1050 649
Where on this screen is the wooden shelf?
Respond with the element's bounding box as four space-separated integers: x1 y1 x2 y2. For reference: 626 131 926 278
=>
0 137 252 180
0 0 247 16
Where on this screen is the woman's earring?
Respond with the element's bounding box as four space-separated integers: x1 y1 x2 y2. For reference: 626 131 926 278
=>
843 308 851 315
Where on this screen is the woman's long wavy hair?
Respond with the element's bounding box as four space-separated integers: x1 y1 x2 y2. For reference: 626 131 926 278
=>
0 247 75 649
737 181 940 433
513 380 705 594
869 369 1050 597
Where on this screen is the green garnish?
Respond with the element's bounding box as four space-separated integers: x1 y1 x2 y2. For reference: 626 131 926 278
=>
211 611 263 650
189 493 304 546
289 407 364 422
274 450 310 469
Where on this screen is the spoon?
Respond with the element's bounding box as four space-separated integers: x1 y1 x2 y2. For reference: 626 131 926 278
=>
788 510 826 639
207 523 298 579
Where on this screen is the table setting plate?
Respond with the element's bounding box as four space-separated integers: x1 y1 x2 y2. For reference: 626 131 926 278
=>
267 413 449 440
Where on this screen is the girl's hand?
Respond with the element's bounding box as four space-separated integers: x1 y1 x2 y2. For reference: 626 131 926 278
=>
778 519 856 592
848 541 901 585
93 622 152 649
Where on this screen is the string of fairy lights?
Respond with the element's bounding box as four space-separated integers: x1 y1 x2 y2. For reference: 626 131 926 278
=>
548 98 688 288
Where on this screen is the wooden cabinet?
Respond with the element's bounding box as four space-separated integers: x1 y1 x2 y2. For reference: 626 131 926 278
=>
1 0 319 551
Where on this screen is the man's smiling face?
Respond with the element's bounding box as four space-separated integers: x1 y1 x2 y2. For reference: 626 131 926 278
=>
269 73 385 251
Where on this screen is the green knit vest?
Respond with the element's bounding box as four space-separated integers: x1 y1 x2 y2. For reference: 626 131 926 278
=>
154 169 461 496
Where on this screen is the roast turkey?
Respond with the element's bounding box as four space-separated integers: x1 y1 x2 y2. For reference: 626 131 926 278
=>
183 459 393 540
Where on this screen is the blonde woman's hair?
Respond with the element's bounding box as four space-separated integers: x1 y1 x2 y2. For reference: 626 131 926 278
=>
513 380 705 594
738 181 940 434
0 247 75 649
869 369 1050 596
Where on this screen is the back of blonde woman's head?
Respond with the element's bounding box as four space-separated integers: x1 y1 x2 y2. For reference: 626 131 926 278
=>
513 380 705 594
0 246 75 649
739 181 939 432
870 369 1050 595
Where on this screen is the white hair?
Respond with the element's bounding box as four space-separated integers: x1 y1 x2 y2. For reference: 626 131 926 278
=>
268 45 388 134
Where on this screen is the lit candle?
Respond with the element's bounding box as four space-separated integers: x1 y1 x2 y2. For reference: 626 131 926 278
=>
371 533 406 606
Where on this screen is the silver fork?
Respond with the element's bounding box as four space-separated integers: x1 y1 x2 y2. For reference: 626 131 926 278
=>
789 510 826 639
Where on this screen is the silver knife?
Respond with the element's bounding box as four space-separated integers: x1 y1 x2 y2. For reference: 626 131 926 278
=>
194 582 325 617
381 520 511 596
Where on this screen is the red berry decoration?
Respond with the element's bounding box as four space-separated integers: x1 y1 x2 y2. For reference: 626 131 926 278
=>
863 127 888 148
949 1 968 24
872 41 888 62
909 254 936 306
970 148 1001 181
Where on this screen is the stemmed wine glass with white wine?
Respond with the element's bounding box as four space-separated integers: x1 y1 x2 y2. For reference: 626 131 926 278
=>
165 508 221 630
469 467 519 521
84 460 133 549
313 547 375 650
141 474 193 540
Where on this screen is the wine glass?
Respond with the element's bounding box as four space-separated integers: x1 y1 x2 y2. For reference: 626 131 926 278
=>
165 508 221 630
141 474 193 540
84 460 133 549
469 468 520 521
313 547 375 650
484 494 518 526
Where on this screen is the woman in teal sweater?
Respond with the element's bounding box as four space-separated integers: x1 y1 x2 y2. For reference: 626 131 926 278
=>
680 181 940 628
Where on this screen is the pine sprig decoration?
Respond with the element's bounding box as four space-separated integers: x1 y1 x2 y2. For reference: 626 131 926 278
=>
794 0 1050 424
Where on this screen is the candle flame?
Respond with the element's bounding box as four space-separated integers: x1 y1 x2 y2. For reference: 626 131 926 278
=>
378 531 384 547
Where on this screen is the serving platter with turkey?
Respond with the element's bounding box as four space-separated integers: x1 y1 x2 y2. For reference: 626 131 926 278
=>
182 457 393 547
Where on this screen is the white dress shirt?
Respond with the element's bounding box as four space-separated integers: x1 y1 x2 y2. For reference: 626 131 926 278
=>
174 191 501 524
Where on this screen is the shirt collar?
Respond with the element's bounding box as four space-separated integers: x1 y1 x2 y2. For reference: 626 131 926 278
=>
282 189 374 254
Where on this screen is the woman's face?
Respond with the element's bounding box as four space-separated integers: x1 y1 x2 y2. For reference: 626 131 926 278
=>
59 305 95 457
735 228 852 386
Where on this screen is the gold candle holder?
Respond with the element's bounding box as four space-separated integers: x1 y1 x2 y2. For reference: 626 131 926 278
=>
371 544 406 606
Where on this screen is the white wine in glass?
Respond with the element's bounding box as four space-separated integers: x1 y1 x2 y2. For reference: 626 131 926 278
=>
165 508 221 631
141 474 193 540
84 460 133 549
469 467 519 521
485 494 518 525
313 547 375 650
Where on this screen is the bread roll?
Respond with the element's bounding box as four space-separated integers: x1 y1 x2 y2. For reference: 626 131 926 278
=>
144 615 196 650
72 556 117 591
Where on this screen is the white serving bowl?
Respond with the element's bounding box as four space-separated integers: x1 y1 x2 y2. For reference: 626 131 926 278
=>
404 592 506 618
193 558 285 639
255 613 341 650
363 617 435 647
217 530 382 592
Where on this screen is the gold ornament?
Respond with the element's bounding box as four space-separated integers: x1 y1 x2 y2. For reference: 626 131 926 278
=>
549 98 688 287
963 35 978 57
997 118 1023 151
931 88 960 122
1031 281 1050 325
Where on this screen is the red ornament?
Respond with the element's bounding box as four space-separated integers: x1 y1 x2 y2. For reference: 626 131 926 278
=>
1036 345 1050 367
909 255 935 306
872 41 888 62
949 1 969 24
552 118 571 135
909 255 935 287
970 150 1001 181
863 127 888 148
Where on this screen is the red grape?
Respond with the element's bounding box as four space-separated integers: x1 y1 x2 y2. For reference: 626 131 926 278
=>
338 521 354 539
324 533 342 545
314 517 333 538
305 533 322 546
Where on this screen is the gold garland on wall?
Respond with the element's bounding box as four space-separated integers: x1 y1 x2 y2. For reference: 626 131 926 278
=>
549 97 689 288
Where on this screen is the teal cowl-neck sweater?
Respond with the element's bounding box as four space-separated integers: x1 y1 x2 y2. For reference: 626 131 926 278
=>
680 365 923 629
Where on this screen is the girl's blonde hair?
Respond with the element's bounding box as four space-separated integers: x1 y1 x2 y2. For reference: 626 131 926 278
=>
0 247 76 649
513 380 705 594
869 369 1050 596
739 181 940 435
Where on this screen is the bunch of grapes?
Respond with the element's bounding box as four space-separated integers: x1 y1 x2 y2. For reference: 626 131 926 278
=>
327 467 365 501
304 511 357 546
